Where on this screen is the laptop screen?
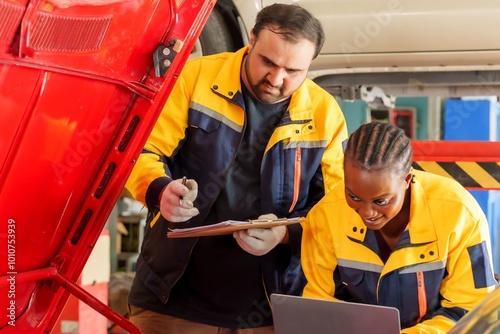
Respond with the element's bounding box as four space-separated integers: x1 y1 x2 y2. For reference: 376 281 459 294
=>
271 294 401 334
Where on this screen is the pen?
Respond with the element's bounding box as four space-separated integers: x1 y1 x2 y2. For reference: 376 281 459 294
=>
179 176 187 205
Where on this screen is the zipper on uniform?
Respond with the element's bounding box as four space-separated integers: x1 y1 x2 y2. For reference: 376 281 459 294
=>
416 271 427 322
288 146 301 213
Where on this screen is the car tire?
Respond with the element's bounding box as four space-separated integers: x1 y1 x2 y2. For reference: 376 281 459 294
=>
190 7 238 59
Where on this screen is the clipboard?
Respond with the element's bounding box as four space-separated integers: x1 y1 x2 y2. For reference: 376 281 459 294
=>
167 217 302 238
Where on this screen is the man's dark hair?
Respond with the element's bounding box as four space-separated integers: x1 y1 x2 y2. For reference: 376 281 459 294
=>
345 121 413 174
253 3 325 59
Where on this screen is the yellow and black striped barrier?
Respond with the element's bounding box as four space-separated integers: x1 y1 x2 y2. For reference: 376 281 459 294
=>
412 161 500 189
412 141 500 190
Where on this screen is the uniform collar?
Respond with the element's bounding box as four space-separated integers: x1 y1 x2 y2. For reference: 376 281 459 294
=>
406 171 438 244
211 47 248 103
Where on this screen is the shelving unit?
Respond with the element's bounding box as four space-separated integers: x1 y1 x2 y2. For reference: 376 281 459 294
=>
117 214 145 272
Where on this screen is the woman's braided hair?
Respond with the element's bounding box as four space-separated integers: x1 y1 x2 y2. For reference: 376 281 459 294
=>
344 121 413 174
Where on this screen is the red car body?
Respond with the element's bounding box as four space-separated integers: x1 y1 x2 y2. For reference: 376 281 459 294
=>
0 0 214 332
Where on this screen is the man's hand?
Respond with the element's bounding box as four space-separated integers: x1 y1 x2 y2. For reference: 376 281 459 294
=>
233 214 287 256
159 178 199 222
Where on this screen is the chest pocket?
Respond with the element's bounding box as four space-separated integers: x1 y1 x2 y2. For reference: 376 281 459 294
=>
338 265 380 304
189 111 221 133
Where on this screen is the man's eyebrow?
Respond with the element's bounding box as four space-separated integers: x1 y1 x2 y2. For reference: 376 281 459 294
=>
261 55 304 72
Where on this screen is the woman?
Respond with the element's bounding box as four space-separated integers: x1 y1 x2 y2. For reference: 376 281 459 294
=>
301 121 498 333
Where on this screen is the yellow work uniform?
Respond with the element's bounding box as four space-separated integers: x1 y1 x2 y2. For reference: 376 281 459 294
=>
302 170 498 333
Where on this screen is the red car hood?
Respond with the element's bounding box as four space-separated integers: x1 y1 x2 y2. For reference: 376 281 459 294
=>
0 0 214 332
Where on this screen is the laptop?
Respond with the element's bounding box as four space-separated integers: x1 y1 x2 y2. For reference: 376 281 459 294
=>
270 294 401 334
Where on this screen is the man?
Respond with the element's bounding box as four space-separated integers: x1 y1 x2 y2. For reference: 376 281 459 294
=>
125 3 348 333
